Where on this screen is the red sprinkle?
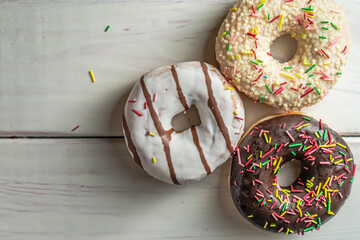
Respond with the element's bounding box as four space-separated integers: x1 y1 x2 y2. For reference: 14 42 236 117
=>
269 15 280 23
132 109 143 117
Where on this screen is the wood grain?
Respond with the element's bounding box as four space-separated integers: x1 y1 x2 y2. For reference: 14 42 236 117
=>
0 138 358 239
0 1 359 136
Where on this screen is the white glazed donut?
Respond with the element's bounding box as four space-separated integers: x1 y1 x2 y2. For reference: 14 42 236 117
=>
216 0 351 111
123 61 245 185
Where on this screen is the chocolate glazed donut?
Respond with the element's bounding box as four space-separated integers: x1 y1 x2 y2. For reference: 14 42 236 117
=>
230 113 356 235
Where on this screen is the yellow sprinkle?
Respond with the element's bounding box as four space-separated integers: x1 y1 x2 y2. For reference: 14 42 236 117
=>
234 111 238 115
347 158 353 162
294 73 302 78
269 137 272 144
296 123 309 131
323 177 331 189
270 224 276 227
280 211 287 217
279 15 284 30
336 143 347 149
291 33 296 38
319 144 336 148
334 159 343 165
305 145 312 150
264 221 268 229
219 32 227 38
275 82 280 86
260 151 263 158
299 34 307 38
281 73 296 80
264 133 269 143
226 87 234 91
311 220 318 224
274 157 282 173
148 132 156 137
303 58 311 65
323 62 331 66
229 7 238 11
89 70 96 83
236 55 241 59
248 215 254 218
297 200 303 217
327 211 335 215
152 157 156 163
243 51 254 54
286 229 290 235
314 132 320 138
228 56 234 60
303 10 315 13
247 154 253 160
317 183 322 196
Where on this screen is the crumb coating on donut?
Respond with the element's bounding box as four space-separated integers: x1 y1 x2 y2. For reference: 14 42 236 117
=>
230 114 356 235
216 0 351 111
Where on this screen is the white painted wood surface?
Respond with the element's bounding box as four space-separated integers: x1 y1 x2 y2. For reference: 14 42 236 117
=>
0 138 358 240
0 1 359 239
0 0 359 136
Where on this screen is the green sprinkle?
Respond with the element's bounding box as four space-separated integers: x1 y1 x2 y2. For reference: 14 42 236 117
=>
337 72 342 75
331 22 338 30
328 201 331 211
321 21 329 24
318 131 322 138
225 31 230 35
305 64 316 74
291 151 296 156
257 4 264 10
282 203 286 212
274 143 278 150
251 60 259 65
318 140 322 146
258 198 263 202
265 84 273 94
339 151 346 156
351 178 354 183
315 191 323 200
319 36 327 39
323 129 328 141
322 27 329 30
339 181 344 187
318 217 322 226
304 226 315 232
306 83 312 85
257 59 264 63
268 14 270 21
314 86 321 95
288 143 303 148
228 44 231 51
105 25 110 32
262 200 267 206
346 195 350 198
262 160 271 166
261 96 264 103
284 67 293 69
302 145 306 152
345 165 350 170
303 117 312 121
309 74 314 77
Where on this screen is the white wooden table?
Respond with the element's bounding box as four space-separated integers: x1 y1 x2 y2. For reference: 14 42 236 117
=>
0 1 359 239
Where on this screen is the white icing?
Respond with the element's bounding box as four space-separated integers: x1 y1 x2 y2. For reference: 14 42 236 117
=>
123 62 245 184
216 0 351 111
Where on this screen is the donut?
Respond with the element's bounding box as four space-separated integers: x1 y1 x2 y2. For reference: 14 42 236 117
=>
123 61 245 185
230 113 356 234
216 0 351 111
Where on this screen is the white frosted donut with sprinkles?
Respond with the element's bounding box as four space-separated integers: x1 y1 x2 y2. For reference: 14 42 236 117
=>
216 0 351 111
123 61 245 185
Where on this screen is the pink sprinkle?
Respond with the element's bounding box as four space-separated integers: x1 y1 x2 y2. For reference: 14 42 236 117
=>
231 33 238 44
153 93 158 102
251 49 257 60
71 125 80 132
321 49 330 59
286 130 295 142
331 9 341 14
301 88 315 98
293 121 304 129
144 101 148 109
254 72 264 82
252 4 256 14
267 189 272 195
245 158 253 166
250 131 254 135
342 46 348 54
261 147 275 159
132 109 143 117
353 164 357 177
233 65 237 75
255 179 264 185
223 67 228 75
328 36 341 48
320 161 331 165
284 220 290 224
272 212 278 221
269 15 281 23
235 116 244 120
278 227 284 233
270 202 277 210
282 123 286 129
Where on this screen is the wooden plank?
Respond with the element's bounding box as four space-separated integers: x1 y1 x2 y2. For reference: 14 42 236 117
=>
0 138 358 239
0 1 359 136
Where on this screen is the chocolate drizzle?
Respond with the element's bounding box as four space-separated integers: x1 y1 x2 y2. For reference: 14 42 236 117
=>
201 62 233 153
140 76 180 185
171 65 211 175
123 116 143 169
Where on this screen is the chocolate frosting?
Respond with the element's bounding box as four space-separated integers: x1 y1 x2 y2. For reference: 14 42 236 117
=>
230 113 355 235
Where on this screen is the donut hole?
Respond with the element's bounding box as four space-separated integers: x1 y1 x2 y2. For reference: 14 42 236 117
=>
277 160 302 187
171 105 201 133
270 34 298 63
